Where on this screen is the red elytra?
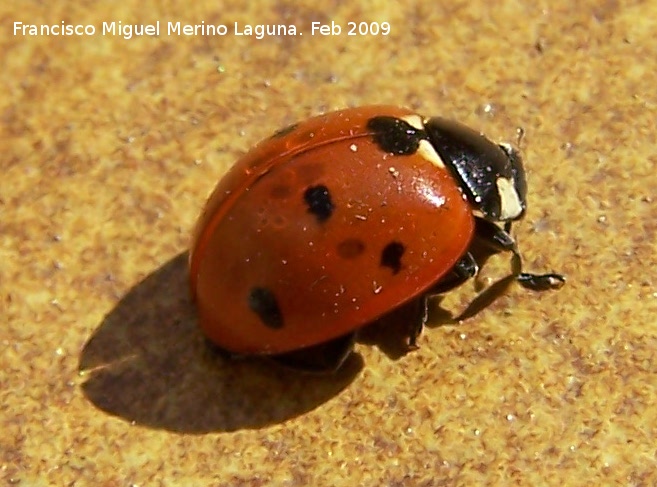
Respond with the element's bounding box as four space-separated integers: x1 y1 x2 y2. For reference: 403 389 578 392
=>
189 105 476 355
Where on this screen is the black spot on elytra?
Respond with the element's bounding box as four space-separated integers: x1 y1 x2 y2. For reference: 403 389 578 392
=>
367 116 427 155
380 241 405 274
337 238 366 259
270 122 298 139
248 287 284 329
303 184 334 222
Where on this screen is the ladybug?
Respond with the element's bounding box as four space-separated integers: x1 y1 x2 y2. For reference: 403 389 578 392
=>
189 106 564 372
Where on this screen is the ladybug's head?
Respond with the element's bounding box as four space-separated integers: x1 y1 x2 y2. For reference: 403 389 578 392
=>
425 117 527 222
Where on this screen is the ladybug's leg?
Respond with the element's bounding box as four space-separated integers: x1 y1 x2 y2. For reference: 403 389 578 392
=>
475 218 565 291
408 295 430 349
453 253 480 281
408 253 481 346
273 332 356 373
428 253 479 294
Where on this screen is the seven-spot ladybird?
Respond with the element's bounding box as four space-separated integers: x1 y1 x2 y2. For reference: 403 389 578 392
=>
190 106 565 371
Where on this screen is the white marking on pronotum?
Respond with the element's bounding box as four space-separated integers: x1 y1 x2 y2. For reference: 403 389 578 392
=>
400 115 446 169
417 139 446 169
496 177 523 220
401 114 424 130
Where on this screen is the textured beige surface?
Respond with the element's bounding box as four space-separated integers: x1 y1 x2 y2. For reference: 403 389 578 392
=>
2 1 657 485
